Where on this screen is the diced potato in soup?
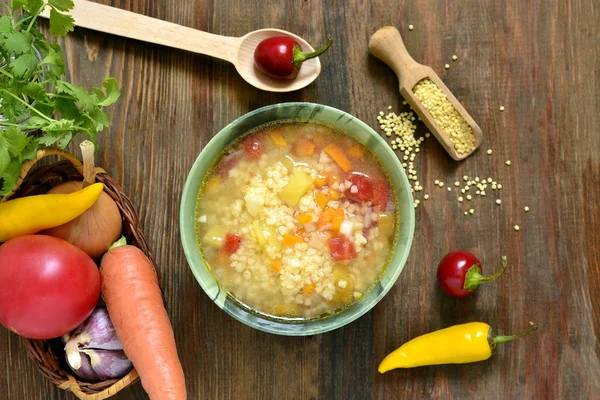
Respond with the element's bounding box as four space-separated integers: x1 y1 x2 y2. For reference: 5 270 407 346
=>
195 120 398 319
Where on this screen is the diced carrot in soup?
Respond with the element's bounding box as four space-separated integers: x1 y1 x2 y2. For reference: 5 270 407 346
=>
324 144 352 172
293 139 315 156
315 191 328 210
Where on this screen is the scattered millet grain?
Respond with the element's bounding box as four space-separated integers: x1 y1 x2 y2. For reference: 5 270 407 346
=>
505 160 511 166
514 225 520 231
524 206 530 212
500 106 505 112
412 78 476 155
444 64 450 69
409 24 414 31
496 199 502 205
452 55 458 61
487 149 493 155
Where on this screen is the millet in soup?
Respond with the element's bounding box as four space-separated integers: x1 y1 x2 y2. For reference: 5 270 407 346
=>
195 120 398 319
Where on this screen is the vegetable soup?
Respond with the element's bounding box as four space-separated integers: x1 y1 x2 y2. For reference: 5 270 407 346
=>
195 120 398 319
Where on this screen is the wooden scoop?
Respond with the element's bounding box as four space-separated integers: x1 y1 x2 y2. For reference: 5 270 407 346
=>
40 0 322 93
368 26 482 160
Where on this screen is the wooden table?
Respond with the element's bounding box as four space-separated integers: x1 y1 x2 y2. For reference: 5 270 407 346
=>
1 0 599 398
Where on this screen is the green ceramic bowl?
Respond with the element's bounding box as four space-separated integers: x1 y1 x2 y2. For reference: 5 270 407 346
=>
180 102 415 336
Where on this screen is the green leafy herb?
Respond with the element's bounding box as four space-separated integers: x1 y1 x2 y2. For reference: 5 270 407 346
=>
0 0 120 197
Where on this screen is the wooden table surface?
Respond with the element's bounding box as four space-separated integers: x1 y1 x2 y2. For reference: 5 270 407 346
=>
1 0 599 399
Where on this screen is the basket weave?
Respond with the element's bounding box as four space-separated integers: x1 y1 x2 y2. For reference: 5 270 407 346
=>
1 148 152 399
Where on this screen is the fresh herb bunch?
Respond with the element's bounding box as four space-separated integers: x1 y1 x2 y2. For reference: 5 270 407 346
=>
0 0 120 196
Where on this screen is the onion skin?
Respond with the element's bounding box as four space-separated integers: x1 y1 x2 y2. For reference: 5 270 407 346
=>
43 181 122 259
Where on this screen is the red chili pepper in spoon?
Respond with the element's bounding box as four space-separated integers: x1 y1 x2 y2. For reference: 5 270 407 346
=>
254 36 333 80
437 251 509 298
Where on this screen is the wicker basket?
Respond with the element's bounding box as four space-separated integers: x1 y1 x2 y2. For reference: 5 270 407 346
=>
1 148 151 399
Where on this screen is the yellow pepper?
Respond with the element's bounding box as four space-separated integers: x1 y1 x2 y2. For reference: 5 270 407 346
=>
0 182 104 242
378 321 538 372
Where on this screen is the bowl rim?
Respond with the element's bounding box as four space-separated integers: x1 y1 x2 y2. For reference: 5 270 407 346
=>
180 102 415 336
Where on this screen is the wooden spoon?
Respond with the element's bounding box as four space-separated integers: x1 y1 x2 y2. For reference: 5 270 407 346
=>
369 26 482 161
40 0 322 92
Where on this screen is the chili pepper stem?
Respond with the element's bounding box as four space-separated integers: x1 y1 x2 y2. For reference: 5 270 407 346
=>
463 255 508 291
490 322 538 351
292 37 333 69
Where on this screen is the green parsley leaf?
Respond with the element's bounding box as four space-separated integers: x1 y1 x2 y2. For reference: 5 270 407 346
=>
49 9 75 37
0 161 23 196
48 0 74 12
0 149 10 178
96 77 121 106
10 52 39 77
40 42 65 77
0 17 12 35
88 108 110 131
40 117 76 134
57 80 98 112
3 31 33 54
21 82 47 101
1 126 32 156
57 131 73 148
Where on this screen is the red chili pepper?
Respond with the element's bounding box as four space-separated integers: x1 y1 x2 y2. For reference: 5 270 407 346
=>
254 36 333 80
437 251 508 298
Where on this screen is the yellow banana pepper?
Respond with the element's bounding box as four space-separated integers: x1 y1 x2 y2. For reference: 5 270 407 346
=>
378 321 538 372
0 182 104 242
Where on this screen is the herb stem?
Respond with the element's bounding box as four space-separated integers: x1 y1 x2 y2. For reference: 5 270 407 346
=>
0 121 21 127
0 67 13 79
0 89 53 122
26 4 44 33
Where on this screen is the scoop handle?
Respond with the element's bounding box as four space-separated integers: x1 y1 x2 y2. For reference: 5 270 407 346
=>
40 0 241 63
369 26 420 87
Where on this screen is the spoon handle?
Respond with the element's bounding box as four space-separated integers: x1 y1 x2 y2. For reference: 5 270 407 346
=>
368 26 423 88
40 0 241 63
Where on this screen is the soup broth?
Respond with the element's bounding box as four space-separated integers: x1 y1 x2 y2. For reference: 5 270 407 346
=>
195 120 398 319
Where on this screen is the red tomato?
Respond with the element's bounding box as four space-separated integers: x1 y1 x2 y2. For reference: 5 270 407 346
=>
0 235 100 339
328 236 357 261
224 233 242 254
217 152 241 176
372 179 390 210
243 135 263 160
346 173 374 203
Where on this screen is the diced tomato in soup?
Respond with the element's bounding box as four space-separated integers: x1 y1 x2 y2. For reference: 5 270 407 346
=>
328 236 357 261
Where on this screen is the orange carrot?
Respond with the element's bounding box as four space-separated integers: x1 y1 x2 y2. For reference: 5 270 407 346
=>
302 282 316 296
283 234 304 247
100 239 186 400
297 213 313 224
329 190 340 200
331 208 345 231
325 172 341 186
315 191 328 210
269 131 288 147
271 259 283 273
293 139 315 156
314 175 327 188
317 207 336 229
324 144 352 172
347 144 365 158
